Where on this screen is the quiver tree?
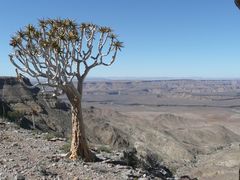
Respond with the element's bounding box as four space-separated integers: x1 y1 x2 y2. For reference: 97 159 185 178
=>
9 19 123 161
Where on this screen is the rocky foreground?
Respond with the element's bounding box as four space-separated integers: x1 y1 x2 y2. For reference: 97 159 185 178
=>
0 121 146 180
1 121 197 180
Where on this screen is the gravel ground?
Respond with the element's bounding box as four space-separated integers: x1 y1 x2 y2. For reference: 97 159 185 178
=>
0 122 162 180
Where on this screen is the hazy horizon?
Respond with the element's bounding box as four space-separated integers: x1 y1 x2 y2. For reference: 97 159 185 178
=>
2 75 240 81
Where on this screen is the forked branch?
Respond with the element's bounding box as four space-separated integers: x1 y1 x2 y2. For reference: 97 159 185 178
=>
9 19 123 95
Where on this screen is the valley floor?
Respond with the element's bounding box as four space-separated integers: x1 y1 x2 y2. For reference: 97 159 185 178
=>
84 103 240 180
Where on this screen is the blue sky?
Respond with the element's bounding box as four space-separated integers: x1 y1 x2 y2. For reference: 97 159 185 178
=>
1 0 240 78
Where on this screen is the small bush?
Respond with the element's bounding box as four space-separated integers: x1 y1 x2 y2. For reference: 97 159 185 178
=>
0 101 11 119
43 132 59 141
7 110 24 122
122 147 138 167
60 141 71 153
97 145 112 153
141 151 173 179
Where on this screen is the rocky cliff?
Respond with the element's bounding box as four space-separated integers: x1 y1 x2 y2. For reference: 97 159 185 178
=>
0 77 39 102
0 77 131 150
0 77 71 135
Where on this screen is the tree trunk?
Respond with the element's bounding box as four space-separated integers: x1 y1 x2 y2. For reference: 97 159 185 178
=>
64 83 95 162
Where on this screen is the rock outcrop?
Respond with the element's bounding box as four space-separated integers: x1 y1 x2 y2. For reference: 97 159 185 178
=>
0 77 131 150
0 77 39 103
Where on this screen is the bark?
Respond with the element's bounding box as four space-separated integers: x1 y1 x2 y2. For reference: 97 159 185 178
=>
64 82 95 161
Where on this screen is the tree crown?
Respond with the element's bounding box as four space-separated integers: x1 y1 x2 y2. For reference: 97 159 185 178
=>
9 18 123 95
